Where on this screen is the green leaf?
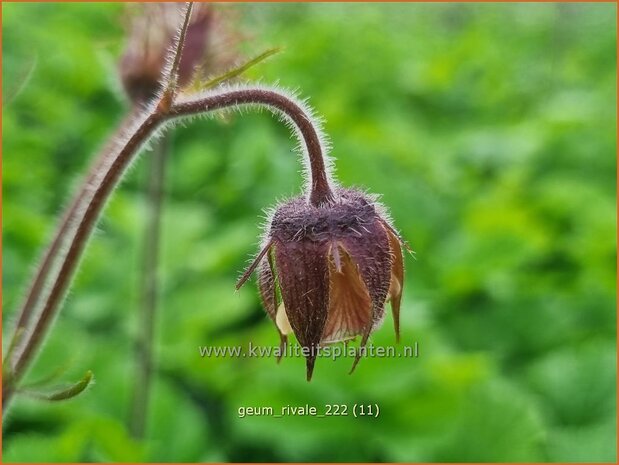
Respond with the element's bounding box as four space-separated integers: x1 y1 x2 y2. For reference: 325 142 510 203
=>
20 370 94 401
188 47 281 92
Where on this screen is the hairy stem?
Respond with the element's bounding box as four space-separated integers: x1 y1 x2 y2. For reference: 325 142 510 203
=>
129 135 169 438
10 112 163 384
5 86 333 412
4 3 197 413
6 113 141 363
170 89 334 205
158 2 194 112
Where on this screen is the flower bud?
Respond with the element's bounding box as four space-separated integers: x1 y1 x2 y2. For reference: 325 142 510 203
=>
239 188 406 380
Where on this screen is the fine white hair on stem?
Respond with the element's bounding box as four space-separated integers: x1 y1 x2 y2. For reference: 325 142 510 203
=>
175 82 337 200
11 80 335 373
8 104 162 365
9 101 163 370
159 2 194 92
6 66 341 407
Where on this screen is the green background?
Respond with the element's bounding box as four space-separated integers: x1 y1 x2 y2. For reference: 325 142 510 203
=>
2 2 616 462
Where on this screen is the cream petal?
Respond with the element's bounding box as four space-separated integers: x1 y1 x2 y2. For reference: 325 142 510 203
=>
275 302 293 335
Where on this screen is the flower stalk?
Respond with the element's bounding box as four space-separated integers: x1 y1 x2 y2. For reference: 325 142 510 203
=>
3 2 345 411
8 112 141 348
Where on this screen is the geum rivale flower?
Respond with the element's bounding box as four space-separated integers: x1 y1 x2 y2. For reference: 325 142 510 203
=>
237 160 409 380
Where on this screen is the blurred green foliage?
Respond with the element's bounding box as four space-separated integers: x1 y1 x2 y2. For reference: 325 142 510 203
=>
2 2 616 462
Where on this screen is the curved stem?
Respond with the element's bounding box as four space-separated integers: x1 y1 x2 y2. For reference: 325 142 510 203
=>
6 86 333 412
7 113 140 360
170 88 334 206
11 112 164 378
4 0 196 414
7 2 197 356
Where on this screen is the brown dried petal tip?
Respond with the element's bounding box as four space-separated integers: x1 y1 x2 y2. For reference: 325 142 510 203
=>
238 188 407 380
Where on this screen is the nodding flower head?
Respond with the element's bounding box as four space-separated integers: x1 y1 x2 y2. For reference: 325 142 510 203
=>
238 186 407 380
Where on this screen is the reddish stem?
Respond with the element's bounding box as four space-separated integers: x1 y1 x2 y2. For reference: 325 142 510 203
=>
4 87 334 412
170 89 334 206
